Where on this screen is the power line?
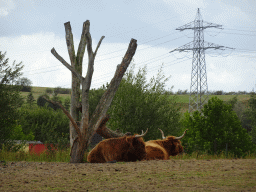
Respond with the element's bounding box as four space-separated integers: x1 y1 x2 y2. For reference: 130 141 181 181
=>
7 16 180 58
91 58 191 89
225 28 256 33
207 30 256 37
8 27 256 75
169 8 234 113
22 47 256 77
92 34 188 63
15 31 187 74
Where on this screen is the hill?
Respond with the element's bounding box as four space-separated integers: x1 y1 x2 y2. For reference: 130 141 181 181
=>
20 86 251 113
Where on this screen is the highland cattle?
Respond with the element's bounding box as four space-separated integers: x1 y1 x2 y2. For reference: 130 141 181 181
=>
144 129 187 160
87 129 148 163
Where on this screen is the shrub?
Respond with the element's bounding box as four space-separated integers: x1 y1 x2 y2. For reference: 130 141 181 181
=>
181 97 256 157
108 63 181 141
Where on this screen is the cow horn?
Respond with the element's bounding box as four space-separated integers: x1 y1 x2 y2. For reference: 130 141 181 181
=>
135 128 148 138
158 128 166 139
174 129 188 140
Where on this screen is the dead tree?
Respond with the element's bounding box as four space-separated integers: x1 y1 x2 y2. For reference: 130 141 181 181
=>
51 20 137 163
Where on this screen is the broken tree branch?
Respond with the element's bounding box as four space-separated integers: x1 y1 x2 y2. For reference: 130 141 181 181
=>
50 48 84 82
87 38 137 141
77 20 89 66
64 22 76 69
94 36 105 57
42 96 82 141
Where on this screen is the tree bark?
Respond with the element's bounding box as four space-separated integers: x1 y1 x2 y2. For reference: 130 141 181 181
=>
85 39 137 144
64 21 84 148
51 20 137 163
72 38 137 163
43 96 130 139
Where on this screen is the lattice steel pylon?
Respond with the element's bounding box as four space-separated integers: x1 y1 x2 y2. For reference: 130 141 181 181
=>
170 8 232 113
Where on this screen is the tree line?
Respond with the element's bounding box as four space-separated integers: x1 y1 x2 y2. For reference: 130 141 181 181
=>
1 50 256 158
172 89 254 95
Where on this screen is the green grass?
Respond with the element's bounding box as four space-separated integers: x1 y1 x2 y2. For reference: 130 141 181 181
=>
1 149 255 163
20 86 71 103
169 94 250 104
0 150 71 162
21 86 251 113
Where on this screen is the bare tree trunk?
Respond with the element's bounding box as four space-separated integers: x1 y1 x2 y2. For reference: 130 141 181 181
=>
64 21 85 147
51 20 137 163
42 97 132 140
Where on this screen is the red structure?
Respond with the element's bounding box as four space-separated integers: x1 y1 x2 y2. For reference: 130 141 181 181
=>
29 143 57 155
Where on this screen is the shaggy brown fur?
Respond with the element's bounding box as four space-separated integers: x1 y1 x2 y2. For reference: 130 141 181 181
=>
87 135 147 163
144 136 184 160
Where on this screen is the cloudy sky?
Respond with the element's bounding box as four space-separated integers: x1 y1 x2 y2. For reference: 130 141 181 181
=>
1 0 256 93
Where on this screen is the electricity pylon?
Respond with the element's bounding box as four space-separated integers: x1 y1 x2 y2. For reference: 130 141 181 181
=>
170 8 233 113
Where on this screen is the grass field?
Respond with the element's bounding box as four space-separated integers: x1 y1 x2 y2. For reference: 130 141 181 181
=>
20 86 71 102
1 149 256 191
170 94 250 103
3 87 256 191
20 86 251 113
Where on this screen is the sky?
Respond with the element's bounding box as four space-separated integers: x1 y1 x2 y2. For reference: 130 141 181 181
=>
1 0 256 93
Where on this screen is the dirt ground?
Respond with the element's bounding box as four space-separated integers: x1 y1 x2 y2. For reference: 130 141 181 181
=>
0 159 255 192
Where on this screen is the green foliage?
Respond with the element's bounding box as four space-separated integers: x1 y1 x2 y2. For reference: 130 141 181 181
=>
54 86 70 94
244 94 256 145
0 51 24 146
37 94 49 107
37 94 61 111
1 123 34 152
64 97 71 111
46 88 53 94
181 97 256 157
10 123 34 141
226 96 251 133
89 88 106 117
108 63 181 141
0 149 71 162
16 77 32 92
26 92 35 107
17 105 69 145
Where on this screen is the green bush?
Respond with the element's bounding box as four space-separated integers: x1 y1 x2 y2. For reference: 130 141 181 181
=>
17 105 69 145
10 123 34 141
37 94 61 111
46 88 53 94
0 51 24 147
245 94 256 145
89 88 106 117
181 97 256 157
108 64 181 141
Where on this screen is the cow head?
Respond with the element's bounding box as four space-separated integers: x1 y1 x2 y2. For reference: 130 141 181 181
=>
125 128 149 161
158 129 188 156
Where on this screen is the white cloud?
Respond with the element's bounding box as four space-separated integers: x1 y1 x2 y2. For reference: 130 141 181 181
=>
162 0 250 28
0 0 15 17
0 29 255 92
212 2 250 27
163 0 208 23
0 7 8 17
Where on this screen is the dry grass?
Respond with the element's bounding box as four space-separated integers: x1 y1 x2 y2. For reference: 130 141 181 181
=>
0 159 255 191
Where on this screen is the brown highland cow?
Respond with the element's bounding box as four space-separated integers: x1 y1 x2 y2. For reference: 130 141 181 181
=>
87 129 148 163
144 129 187 160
